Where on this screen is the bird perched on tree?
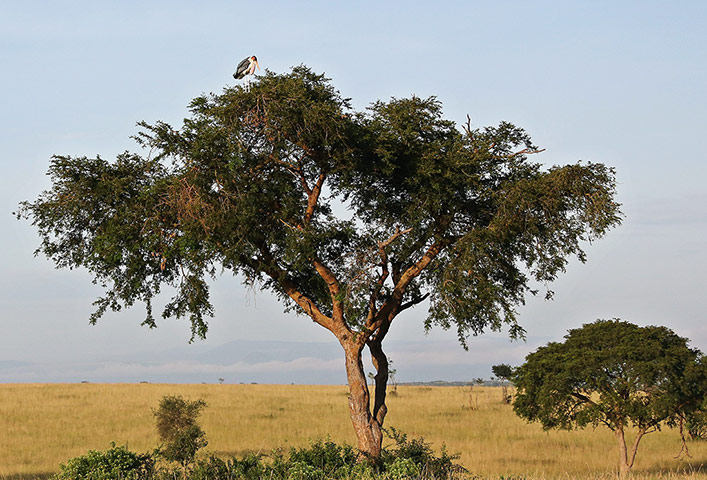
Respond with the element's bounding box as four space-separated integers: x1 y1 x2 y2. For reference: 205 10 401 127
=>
233 55 260 90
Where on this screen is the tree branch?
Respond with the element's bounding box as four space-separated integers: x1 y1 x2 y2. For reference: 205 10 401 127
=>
399 292 430 312
369 240 446 332
379 227 413 250
255 247 336 333
304 172 326 225
365 227 413 324
312 258 347 327
503 147 546 158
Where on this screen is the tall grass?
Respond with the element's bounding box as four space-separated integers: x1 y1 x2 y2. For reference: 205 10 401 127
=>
1 384 706 479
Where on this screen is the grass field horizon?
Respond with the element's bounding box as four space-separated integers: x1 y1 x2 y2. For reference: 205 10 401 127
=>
2 383 707 479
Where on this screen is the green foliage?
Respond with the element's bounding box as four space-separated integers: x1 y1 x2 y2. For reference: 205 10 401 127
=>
54 442 153 480
79 434 463 479
383 428 466 479
685 410 707 440
288 438 359 477
181 454 267 480
154 395 208 468
491 364 513 381
513 319 707 433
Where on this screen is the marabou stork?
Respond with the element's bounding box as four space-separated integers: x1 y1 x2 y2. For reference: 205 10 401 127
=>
233 55 260 91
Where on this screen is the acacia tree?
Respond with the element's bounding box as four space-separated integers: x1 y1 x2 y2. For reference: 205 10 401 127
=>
513 319 707 477
18 66 622 458
491 364 514 403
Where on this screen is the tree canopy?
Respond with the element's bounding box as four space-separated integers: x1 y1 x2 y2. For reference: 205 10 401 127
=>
19 66 622 457
491 364 513 381
513 319 707 476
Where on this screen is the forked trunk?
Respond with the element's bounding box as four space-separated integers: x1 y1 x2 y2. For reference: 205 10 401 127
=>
342 341 384 459
615 425 648 478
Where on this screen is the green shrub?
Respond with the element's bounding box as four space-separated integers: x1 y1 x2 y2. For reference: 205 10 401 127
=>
53 430 467 479
383 457 420 479
154 395 208 468
288 438 359 477
383 427 466 479
188 454 266 480
54 442 153 480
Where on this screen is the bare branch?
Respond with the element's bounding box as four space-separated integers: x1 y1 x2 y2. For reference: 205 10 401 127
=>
366 227 413 324
368 239 446 332
503 147 546 158
399 292 430 312
379 227 413 250
462 114 473 137
256 247 336 333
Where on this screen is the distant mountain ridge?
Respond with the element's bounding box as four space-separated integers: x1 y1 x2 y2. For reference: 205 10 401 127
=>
198 339 343 365
129 339 344 365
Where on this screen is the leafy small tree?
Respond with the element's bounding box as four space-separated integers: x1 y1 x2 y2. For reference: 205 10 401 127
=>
154 395 208 469
491 364 513 404
18 66 622 459
513 319 707 477
388 357 399 396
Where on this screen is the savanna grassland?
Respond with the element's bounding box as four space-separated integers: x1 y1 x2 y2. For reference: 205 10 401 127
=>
1 384 706 479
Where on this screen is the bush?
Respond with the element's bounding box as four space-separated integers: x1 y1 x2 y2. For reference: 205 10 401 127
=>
383 427 466 479
54 431 467 479
289 438 359 476
54 442 153 480
188 453 267 480
154 395 208 468
384 457 420 479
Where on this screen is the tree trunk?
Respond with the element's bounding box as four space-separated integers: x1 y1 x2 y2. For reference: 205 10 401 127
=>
627 427 647 473
342 341 383 459
368 338 389 427
615 424 648 477
615 426 630 478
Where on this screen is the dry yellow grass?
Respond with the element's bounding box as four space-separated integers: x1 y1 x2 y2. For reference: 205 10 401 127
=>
1 383 706 479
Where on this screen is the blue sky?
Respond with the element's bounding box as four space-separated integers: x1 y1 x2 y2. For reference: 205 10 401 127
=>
1 1 706 384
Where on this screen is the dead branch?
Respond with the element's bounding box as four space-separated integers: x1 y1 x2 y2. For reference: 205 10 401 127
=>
462 114 473 137
503 147 546 158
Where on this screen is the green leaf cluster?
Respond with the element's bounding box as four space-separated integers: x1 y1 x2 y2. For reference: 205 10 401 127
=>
54 442 154 480
491 364 513 381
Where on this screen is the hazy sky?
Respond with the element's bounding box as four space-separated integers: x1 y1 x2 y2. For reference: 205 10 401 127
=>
2 1 706 384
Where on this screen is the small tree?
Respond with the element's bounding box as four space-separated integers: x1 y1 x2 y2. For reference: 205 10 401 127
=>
388 357 398 396
513 319 707 477
491 364 513 404
154 395 208 469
